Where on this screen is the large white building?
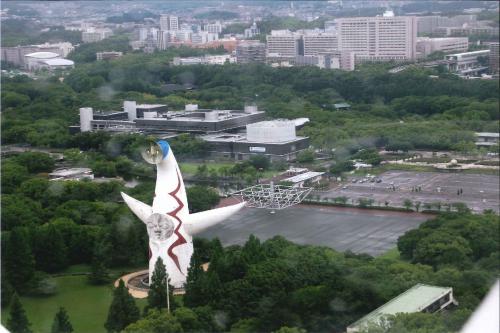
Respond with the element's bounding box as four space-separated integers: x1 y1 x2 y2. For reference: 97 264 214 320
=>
335 15 418 62
416 37 469 57
160 15 179 31
204 21 222 34
266 30 302 59
24 52 74 71
445 49 490 74
82 28 113 43
302 31 338 56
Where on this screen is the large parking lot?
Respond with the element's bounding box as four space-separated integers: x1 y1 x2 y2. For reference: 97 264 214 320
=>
198 205 429 256
321 171 499 213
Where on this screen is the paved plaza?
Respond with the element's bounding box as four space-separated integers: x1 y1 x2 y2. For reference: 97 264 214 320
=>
322 171 499 213
199 205 429 256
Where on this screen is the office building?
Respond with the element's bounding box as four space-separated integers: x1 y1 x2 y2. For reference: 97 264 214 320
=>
201 119 310 162
266 30 302 59
444 49 490 74
204 21 222 34
347 284 457 333
82 28 113 43
96 51 123 61
302 31 338 56
417 16 440 34
416 37 468 57
191 32 219 44
160 15 179 31
244 22 260 38
489 42 499 74
236 41 266 63
79 102 266 134
335 15 417 62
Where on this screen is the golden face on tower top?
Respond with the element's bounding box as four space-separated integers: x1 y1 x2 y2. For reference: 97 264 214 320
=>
141 142 163 164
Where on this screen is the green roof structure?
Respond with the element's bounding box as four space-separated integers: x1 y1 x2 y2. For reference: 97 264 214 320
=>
347 284 456 332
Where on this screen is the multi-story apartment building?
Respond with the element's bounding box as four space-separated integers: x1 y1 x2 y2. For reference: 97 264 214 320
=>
160 15 179 31
191 32 219 44
416 37 469 57
236 41 266 63
204 21 222 34
244 22 260 38
335 15 417 62
82 28 113 43
489 42 499 74
266 30 302 59
302 31 338 56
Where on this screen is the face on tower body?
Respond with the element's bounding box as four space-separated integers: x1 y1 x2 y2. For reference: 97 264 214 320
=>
146 213 175 241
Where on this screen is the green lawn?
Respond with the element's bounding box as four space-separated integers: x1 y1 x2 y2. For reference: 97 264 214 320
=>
179 162 235 175
179 162 278 178
1 275 148 333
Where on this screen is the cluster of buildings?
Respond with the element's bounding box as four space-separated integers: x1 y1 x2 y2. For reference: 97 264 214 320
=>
130 14 229 53
262 12 499 74
1 42 74 68
417 14 499 37
75 101 310 162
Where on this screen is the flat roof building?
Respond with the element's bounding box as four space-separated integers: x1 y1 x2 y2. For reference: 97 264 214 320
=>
475 132 499 147
80 102 266 134
236 41 266 64
416 37 468 58
347 284 457 333
335 15 417 63
266 30 302 59
200 119 310 162
445 49 490 74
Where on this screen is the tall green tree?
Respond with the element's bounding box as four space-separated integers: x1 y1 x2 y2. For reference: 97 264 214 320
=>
4 228 36 292
88 239 110 285
51 307 74 333
33 224 68 272
123 309 183 333
147 257 175 311
7 293 32 333
104 279 140 333
183 253 206 307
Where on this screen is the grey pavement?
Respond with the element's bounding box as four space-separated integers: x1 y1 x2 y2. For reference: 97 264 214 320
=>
198 205 429 256
319 171 499 213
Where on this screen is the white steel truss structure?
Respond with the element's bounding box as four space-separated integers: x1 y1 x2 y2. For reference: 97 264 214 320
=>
233 182 312 210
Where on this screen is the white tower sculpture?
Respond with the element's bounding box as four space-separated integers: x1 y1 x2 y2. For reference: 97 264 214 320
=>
121 140 245 288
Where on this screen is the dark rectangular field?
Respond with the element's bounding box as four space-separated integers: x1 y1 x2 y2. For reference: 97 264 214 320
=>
198 205 429 256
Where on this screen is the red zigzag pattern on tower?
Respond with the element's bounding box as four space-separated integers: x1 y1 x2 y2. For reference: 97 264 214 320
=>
167 170 187 274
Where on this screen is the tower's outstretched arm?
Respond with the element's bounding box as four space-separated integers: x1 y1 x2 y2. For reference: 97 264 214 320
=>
184 202 246 235
121 192 151 223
